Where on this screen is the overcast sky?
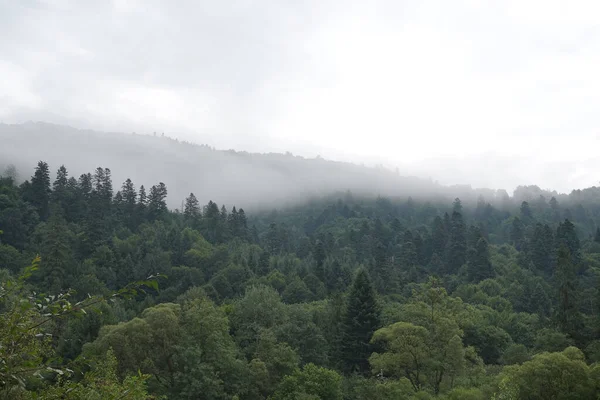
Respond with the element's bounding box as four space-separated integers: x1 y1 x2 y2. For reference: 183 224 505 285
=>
2 0 600 192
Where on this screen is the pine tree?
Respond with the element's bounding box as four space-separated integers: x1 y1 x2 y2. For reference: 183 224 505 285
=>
510 217 524 250
51 165 69 205
228 206 239 235
446 211 466 274
452 198 463 213
340 269 380 375
40 214 72 292
520 201 533 221
184 192 200 220
400 231 418 283
554 244 581 336
147 182 168 219
28 161 51 220
530 223 555 275
466 237 493 283
313 240 326 282
121 179 137 209
595 228 600 244
556 219 580 263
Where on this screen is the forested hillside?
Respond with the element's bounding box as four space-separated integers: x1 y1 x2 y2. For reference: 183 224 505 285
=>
3 160 600 399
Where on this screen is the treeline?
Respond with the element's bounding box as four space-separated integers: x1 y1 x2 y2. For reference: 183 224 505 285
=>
2 161 600 399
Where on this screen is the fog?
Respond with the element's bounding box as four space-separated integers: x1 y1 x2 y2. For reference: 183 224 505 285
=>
3 1 600 194
0 122 450 210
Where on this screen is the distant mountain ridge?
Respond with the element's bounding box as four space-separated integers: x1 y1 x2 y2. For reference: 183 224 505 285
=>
1 122 597 210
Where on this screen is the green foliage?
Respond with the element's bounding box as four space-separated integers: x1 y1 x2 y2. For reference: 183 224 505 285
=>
7 160 600 399
495 347 598 399
272 363 343 400
340 269 380 375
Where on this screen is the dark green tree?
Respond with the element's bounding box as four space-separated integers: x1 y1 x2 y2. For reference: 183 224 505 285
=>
51 165 69 207
340 269 380 375
520 201 533 221
27 161 51 220
147 182 168 220
184 192 200 220
556 219 580 266
554 244 581 336
446 211 466 274
466 237 494 283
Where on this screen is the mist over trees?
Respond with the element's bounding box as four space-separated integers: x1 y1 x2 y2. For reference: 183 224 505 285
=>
6 143 600 397
2 122 590 211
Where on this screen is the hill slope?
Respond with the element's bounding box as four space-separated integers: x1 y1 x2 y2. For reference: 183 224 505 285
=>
0 122 480 209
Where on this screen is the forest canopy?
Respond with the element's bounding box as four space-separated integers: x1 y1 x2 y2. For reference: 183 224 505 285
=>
3 160 600 399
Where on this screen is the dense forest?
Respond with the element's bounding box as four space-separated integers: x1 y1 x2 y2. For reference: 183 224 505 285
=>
3 160 600 399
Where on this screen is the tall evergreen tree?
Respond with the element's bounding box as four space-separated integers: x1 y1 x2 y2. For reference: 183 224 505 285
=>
431 215 448 257
446 211 466 274
520 201 533 221
554 244 581 336
313 240 326 282
510 217 525 250
184 192 200 220
147 182 168 219
40 214 72 292
556 219 580 264
121 179 137 209
340 269 380 375
466 237 494 283
529 223 555 274
27 161 51 220
51 165 69 205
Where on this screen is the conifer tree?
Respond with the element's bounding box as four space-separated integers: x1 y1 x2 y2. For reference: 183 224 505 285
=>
147 182 168 219
51 165 69 205
466 237 493 283
313 240 326 282
340 269 380 375
520 201 533 220
28 161 51 220
446 210 466 274
554 244 581 336
510 217 524 250
121 179 137 209
556 219 580 264
184 192 200 220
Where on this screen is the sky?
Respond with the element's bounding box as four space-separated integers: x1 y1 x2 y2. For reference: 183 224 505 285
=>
2 0 600 192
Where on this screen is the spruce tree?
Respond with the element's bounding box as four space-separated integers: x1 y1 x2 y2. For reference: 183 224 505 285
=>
556 219 580 264
340 269 380 375
51 165 69 206
510 217 524 250
313 240 326 282
147 182 168 219
121 179 137 208
466 237 493 283
184 192 200 220
446 211 466 274
554 244 581 336
28 161 51 220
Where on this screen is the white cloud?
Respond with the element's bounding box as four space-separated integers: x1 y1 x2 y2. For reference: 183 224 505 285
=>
2 0 600 191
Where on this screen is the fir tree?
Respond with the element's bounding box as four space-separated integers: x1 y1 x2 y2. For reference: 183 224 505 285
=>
147 182 168 219
184 192 200 220
554 244 581 336
340 269 380 375
51 165 69 206
121 179 137 208
466 237 494 283
28 161 51 220
446 211 466 274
